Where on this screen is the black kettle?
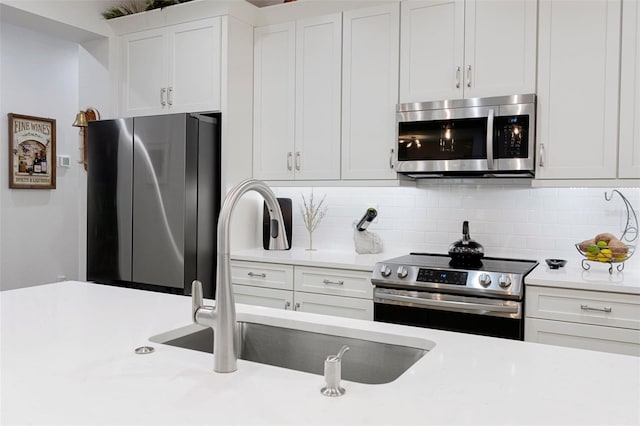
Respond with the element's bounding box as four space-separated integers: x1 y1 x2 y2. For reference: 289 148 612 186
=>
448 221 484 264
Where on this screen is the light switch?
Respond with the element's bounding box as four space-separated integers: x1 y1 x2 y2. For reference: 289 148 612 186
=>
57 155 71 168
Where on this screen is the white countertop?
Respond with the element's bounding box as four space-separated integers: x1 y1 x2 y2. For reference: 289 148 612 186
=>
233 247 640 294
527 253 640 295
231 247 403 271
1 281 639 425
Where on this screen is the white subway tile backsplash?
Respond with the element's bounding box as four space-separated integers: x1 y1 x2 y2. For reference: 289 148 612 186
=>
271 185 640 260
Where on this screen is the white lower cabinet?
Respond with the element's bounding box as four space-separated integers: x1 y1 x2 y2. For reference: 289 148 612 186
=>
293 292 373 320
525 286 640 356
233 284 293 311
230 260 373 320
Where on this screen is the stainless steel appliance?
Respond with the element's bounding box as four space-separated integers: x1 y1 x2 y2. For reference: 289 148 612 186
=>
371 253 538 340
87 112 220 298
396 94 536 178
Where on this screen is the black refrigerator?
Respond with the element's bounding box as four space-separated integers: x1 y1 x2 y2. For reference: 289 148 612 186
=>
87 112 220 298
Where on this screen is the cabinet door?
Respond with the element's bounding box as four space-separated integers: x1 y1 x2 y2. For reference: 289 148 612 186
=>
121 28 168 117
233 284 294 310
342 4 399 180
536 0 621 179
169 18 221 113
619 0 640 179
294 13 342 180
463 0 537 99
399 0 464 103
294 292 373 320
525 318 640 356
253 22 296 180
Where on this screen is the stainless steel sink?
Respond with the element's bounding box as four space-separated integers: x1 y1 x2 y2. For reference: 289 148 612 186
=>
150 321 430 384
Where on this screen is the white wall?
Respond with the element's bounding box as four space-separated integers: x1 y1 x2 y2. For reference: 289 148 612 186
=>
272 184 640 261
0 22 84 290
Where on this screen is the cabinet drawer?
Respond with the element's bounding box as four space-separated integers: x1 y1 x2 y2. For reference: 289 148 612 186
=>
526 286 640 330
232 284 293 311
230 261 293 290
294 266 373 299
295 292 373 321
525 318 640 356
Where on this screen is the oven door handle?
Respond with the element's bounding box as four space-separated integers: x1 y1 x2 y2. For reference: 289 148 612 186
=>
374 290 520 316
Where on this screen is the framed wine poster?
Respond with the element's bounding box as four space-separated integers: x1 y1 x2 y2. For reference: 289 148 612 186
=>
8 113 56 189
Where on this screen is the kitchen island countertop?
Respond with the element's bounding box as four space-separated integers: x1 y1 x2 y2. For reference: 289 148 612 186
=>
1 281 639 425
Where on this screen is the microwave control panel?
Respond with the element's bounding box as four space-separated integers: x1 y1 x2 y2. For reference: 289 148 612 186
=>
494 115 529 158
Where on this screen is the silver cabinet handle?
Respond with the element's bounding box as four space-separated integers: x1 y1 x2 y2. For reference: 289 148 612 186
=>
466 65 472 88
323 279 344 286
580 304 612 313
486 109 495 170
294 302 301 311
247 272 266 278
284 301 291 310
167 86 173 106
455 66 461 88
295 151 301 171
287 152 293 171
539 143 545 167
160 88 167 106
389 148 395 169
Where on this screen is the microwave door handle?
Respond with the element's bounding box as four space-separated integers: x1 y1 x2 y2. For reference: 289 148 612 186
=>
486 109 495 170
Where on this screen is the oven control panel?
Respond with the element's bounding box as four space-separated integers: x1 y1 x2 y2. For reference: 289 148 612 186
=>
417 269 467 286
371 260 527 300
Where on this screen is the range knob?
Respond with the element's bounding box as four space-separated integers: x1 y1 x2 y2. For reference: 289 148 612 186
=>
498 274 512 288
397 266 408 279
380 264 392 277
478 273 492 287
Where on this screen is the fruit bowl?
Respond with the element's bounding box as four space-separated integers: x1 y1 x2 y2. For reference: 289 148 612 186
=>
575 243 635 263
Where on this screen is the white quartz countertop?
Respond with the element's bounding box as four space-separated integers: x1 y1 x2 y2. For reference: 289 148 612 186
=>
527 252 640 294
2 281 639 425
231 247 403 271
233 248 640 294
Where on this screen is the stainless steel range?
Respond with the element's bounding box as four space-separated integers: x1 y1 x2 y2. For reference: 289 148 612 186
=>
371 253 538 340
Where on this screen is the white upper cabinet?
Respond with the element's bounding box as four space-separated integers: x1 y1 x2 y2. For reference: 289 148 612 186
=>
122 28 168 116
399 0 537 103
294 13 342 180
536 0 621 180
619 0 640 179
253 22 296 180
253 14 342 181
121 18 221 117
341 4 399 180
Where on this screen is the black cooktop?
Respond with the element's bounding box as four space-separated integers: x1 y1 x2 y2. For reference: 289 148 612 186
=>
405 252 539 275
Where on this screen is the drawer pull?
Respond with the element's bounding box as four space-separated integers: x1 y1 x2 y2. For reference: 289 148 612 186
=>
323 279 344 286
284 301 291 310
294 302 301 311
580 304 612 313
247 272 266 278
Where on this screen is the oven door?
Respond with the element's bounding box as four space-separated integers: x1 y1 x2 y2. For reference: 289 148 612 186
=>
373 287 524 340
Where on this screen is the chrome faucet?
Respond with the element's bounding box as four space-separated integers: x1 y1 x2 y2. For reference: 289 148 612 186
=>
191 179 289 373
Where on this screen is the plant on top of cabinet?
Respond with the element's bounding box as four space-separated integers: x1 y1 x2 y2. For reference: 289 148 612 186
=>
102 0 193 20
399 0 537 103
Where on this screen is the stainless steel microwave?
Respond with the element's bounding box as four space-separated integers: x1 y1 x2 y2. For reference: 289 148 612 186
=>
396 94 536 178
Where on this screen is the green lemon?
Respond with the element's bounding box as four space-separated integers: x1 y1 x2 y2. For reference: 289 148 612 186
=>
587 245 600 254
597 240 608 248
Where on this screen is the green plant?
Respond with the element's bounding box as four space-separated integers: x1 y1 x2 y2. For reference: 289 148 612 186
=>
102 0 193 20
